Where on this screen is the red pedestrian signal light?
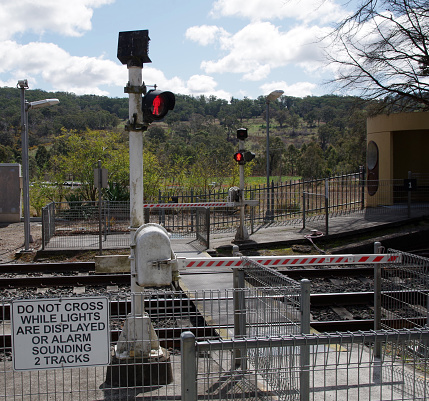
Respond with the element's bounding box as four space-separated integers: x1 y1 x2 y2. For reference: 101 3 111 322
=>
234 151 245 165
142 89 175 124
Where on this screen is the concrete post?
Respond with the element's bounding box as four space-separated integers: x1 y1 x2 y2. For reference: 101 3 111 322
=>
181 331 197 401
128 66 145 236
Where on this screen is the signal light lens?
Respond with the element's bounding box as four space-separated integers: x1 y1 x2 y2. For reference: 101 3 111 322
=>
237 128 248 141
142 89 175 124
234 151 245 164
244 151 255 162
152 95 164 116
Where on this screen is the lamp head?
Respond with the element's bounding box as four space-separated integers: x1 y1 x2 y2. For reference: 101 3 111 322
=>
17 79 29 89
27 99 60 110
266 90 284 103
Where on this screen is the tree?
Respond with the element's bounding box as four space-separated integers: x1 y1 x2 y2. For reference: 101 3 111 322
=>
53 130 129 201
274 109 289 128
328 0 429 112
35 145 49 171
0 145 14 163
299 142 327 179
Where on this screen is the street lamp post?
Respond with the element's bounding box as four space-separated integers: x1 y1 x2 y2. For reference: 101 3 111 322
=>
265 90 284 221
18 79 59 252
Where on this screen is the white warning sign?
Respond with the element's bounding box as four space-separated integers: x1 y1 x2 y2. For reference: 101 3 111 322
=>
11 297 110 370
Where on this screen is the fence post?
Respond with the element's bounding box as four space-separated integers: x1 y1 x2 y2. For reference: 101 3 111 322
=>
191 189 194 232
360 166 365 210
181 331 197 401
271 180 275 220
325 179 329 236
41 205 46 250
300 279 310 401
52 202 56 243
374 241 382 359
97 160 103 255
103 200 107 241
233 268 247 369
250 186 255 234
206 207 210 249
302 192 306 229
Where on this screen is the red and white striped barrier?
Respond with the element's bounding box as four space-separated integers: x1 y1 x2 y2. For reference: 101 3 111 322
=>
177 254 402 270
143 202 235 208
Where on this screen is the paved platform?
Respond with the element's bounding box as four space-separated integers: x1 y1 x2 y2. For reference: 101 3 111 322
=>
209 208 429 251
42 208 429 257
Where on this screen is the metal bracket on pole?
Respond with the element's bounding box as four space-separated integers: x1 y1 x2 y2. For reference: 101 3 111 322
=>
124 82 147 94
125 113 148 132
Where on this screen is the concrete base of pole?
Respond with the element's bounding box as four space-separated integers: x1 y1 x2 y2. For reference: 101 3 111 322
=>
233 224 249 242
103 347 173 388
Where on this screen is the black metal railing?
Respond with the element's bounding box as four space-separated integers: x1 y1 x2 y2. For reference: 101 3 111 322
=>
41 170 429 250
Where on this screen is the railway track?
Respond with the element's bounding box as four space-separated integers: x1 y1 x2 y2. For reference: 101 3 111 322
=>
0 261 423 352
0 262 376 288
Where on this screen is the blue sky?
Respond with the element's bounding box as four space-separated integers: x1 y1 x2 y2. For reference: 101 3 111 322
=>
0 0 353 100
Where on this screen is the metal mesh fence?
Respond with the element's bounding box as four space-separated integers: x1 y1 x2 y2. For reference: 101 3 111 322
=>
41 172 429 251
187 329 429 401
2 281 429 400
0 285 304 400
381 249 429 330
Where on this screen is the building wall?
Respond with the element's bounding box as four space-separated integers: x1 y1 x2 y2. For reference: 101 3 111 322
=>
366 112 429 206
0 163 22 223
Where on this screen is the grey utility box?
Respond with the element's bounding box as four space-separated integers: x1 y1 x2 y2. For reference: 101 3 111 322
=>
0 163 22 222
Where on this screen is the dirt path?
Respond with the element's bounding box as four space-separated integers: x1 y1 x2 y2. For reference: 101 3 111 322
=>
0 222 42 263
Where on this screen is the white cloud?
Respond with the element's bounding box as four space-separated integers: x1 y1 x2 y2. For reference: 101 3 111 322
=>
0 39 231 98
260 80 316 97
0 0 113 40
186 74 231 99
0 40 125 95
185 25 229 46
211 0 346 24
198 21 331 80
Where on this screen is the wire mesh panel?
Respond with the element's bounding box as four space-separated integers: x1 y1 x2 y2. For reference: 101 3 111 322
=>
239 257 303 338
189 329 429 401
1 286 303 400
381 249 429 329
196 207 210 249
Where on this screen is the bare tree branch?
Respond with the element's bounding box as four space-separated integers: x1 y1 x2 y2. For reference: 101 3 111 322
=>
327 0 429 113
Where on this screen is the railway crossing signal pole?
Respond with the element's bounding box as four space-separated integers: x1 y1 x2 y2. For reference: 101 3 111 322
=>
111 31 174 388
117 30 151 241
234 134 249 242
233 128 256 243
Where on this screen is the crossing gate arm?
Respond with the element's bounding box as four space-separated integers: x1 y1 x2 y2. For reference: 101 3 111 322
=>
176 253 402 270
143 201 258 208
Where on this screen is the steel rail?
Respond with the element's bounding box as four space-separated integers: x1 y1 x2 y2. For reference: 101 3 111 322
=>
0 262 95 274
0 266 375 287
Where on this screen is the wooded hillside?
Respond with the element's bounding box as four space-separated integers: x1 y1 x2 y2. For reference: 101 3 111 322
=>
0 87 370 206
